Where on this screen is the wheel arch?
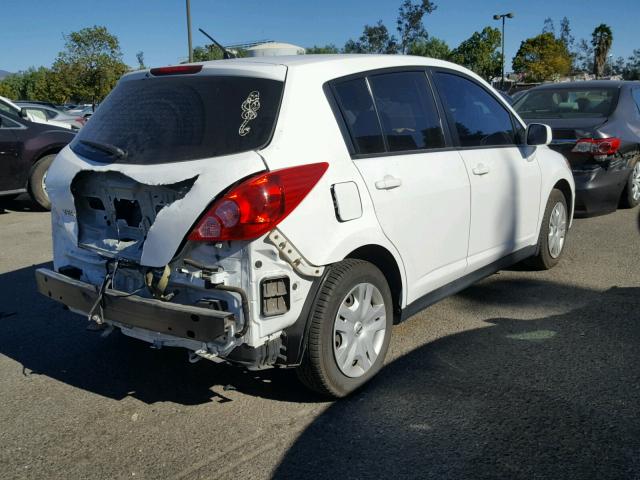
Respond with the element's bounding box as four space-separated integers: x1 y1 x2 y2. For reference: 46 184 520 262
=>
280 242 405 367
553 178 574 221
25 145 64 188
346 244 403 323
33 145 64 164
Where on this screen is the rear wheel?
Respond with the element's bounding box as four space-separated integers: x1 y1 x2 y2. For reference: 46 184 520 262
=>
527 188 568 270
297 259 393 398
620 161 640 208
28 154 55 210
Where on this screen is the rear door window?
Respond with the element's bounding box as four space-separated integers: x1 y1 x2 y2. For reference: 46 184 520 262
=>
368 71 445 151
333 78 385 155
434 72 517 147
71 75 283 164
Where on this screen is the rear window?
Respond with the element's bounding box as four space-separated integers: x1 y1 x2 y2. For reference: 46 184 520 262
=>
71 75 283 164
333 77 385 154
514 87 618 119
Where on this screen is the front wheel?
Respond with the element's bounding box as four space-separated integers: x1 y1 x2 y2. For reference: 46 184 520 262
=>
28 154 56 210
296 259 393 398
527 188 569 270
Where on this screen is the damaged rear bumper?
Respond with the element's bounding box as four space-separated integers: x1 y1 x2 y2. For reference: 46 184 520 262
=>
35 268 234 342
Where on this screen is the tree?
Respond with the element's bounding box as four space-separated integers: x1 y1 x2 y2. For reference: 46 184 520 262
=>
0 67 69 103
0 74 23 99
623 49 640 80
408 36 450 59
396 0 437 54
559 17 574 49
542 17 555 35
344 21 398 54
591 24 613 78
52 25 128 104
450 27 502 80
611 56 625 76
574 38 593 73
306 44 340 54
192 44 247 61
512 32 572 82
136 51 146 70
192 45 224 61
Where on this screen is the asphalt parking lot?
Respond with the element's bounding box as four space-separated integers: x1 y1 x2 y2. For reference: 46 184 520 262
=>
0 195 639 480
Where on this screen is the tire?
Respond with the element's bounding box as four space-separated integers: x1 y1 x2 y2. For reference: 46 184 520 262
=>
620 161 640 209
296 259 393 398
28 154 55 210
527 188 569 270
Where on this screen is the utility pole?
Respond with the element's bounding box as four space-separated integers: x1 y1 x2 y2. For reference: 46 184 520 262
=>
493 12 514 90
186 0 193 62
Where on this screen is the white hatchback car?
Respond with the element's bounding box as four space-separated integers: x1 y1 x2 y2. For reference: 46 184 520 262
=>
37 55 574 397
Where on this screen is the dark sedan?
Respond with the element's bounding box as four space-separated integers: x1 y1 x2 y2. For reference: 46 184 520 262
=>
514 80 640 217
0 110 75 209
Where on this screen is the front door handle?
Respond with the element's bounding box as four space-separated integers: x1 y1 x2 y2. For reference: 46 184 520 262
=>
472 163 490 176
375 175 402 190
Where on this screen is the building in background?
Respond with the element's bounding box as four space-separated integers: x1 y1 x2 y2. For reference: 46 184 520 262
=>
238 41 306 57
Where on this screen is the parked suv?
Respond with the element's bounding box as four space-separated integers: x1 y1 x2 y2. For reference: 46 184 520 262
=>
36 56 574 397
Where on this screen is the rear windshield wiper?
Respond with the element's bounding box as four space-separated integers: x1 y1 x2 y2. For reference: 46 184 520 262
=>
80 140 128 160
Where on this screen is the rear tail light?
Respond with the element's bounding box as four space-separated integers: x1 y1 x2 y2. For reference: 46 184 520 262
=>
150 65 203 76
188 163 329 242
571 137 621 156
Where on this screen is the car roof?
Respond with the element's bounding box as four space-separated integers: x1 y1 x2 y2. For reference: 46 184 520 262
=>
212 54 442 66
530 80 640 90
17 102 56 109
133 54 473 84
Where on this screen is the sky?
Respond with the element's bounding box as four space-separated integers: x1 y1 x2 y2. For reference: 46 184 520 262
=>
1 0 638 73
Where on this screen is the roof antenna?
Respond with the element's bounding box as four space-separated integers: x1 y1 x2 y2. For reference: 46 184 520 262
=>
198 28 237 59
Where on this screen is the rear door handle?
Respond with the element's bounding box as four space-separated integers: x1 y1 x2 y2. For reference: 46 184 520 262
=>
375 175 402 190
472 163 490 176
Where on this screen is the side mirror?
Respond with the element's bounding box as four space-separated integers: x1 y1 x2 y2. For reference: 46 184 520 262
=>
526 123 552 146
20 108 28 119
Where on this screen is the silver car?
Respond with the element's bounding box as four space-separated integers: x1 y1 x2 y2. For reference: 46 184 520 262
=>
16 102 85 130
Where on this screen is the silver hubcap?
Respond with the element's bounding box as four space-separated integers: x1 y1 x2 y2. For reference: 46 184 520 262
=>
631 163 640 201
548 202 567 259
333 283 386 378
41 170 49 197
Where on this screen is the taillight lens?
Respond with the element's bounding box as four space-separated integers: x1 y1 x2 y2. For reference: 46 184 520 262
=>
188 162 329 242
571 137 621 156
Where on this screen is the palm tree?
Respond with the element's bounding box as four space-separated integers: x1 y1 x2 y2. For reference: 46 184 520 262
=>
592 24 613 78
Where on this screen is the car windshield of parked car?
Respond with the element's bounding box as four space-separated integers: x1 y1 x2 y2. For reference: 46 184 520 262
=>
514 87 618 119
70 75 283 164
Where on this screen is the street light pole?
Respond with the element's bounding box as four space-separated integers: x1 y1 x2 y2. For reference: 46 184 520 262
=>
186 0 193 63
493 12 514 91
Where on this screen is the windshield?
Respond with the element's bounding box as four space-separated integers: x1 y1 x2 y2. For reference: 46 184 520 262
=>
70 75 283 164
514 87 618 119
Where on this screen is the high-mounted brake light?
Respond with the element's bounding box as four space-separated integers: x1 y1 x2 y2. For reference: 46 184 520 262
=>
188 163 329 242
571 137 621 156
149 65 203 76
